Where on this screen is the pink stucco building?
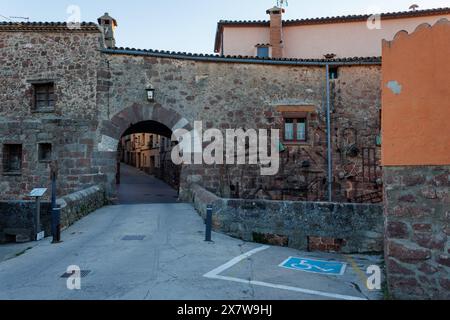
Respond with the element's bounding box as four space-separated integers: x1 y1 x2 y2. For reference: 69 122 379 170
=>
214 7 450 59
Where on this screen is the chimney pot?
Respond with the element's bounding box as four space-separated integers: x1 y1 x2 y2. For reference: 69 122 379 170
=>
98 12 117 49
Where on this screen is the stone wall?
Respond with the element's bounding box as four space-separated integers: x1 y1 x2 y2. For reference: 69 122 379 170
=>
0 201 51 242
1 23 382 206
0 24 104 200
98 50 382 203
384 166 450 299
0 185 106 243
57 185 108 230
185 184 384 254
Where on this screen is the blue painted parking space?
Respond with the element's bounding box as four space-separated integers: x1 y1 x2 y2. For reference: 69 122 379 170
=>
279 257 347 276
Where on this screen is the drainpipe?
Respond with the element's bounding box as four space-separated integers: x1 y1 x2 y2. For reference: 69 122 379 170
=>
221 32 224 56
325 64 333 202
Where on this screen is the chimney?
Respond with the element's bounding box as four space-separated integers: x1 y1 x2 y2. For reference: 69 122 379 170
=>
266 6 285 58
98 12 117 49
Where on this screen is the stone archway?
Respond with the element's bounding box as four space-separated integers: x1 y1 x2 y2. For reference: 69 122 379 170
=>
96 103 192 199
100 102 191 142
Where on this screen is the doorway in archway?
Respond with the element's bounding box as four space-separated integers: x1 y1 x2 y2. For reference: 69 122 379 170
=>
116 120 180 204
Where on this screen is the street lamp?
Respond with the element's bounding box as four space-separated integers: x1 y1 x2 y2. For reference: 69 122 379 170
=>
146 86 155 102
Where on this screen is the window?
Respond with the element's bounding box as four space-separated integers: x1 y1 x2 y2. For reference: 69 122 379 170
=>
150 136 154 148
38 143 52 162
3 144 22 173
328 66 339 80
284 118 307 143
257 46 269 58
33 82 55 112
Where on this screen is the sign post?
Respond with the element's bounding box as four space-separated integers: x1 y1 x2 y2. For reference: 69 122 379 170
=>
29 188 48 241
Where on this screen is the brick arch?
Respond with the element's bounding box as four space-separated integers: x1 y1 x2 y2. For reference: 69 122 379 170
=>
100 102 192 141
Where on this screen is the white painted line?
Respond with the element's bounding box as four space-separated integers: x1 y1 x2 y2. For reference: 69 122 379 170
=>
209 275 366 301
204 246 270 278
203 246 367 301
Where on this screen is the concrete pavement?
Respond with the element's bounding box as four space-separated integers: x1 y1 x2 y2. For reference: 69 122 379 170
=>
0 242 37 263
0 203 384 300
117 164 179 204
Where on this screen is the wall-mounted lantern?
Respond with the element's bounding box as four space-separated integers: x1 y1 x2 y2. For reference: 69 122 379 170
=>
146 85 155 102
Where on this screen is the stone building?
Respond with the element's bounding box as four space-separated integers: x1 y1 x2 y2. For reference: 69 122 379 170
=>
120 133 162 173
118 133 179 188
0 12 381 202
1 9 447 298
0 12 383 204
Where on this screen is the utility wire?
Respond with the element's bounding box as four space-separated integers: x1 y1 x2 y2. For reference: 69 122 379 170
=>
10 16 29 21
0 13 12 21
0 13 29 22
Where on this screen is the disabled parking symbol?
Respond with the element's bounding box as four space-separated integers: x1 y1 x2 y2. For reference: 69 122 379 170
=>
279 257 347 276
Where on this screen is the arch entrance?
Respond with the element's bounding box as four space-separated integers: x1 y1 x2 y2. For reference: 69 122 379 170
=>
98 103 190 204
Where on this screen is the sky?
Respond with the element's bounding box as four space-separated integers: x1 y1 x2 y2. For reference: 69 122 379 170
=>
1 0 449 53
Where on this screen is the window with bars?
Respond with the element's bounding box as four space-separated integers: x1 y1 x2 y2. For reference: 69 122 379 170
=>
2 144 22 173
33 82 55 112
283 118 307 143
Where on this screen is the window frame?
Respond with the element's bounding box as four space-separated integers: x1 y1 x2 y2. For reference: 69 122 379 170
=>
31 82 56 113
38 143 53 163
256 46 270 58
2 144 23 175
282 112 309 144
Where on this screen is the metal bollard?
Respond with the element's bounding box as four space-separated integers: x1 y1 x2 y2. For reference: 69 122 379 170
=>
50 160 62 244
205 205 213 242
52 206 62 243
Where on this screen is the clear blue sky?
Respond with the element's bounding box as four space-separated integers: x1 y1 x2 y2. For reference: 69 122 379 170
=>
1 0 448 53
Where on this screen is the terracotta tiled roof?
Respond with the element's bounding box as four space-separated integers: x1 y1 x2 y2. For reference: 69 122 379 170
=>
103 47 381 66
0 21 100 32
215 7 450 52
218 7 450 26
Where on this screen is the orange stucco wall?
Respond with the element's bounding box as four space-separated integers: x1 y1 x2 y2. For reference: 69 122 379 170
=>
381 19 450 166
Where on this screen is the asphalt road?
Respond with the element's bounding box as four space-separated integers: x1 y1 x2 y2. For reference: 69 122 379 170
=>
117 164 179 204
0 203 383 300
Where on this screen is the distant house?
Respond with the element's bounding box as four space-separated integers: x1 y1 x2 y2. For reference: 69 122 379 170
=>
214 7 450 59
120 133 161 174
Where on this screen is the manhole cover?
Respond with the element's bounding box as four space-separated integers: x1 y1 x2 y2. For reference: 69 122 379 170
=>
61 270 91 278
122 235 146 241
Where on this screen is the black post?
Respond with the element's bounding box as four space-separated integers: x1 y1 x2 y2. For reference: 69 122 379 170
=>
51 161 61 243
205 205 213 242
